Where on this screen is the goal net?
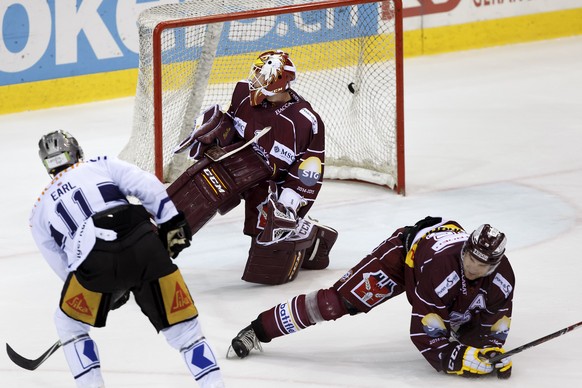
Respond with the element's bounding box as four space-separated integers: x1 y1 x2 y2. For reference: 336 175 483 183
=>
119 0 405 193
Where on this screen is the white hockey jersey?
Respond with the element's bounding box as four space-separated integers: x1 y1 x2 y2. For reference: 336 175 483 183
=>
29 156 178 281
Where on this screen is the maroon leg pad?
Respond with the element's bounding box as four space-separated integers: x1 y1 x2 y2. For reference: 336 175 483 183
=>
242 239 307 285
167 143 272 235
242 221 318 285
302 223 338 270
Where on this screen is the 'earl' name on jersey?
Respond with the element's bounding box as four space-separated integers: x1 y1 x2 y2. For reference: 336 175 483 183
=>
50 181 77 201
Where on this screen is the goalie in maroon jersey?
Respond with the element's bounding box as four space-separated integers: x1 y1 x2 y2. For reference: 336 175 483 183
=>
171 50 337 285
228 216 515 379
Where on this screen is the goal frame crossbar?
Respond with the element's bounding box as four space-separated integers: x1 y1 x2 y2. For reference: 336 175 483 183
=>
150 0 405 194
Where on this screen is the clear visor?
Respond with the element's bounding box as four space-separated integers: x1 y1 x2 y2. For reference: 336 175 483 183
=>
462 250 500 279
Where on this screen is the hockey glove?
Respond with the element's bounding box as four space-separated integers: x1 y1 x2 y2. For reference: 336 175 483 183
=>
257 183 297 245
482 347 512 379
173 104 235 160
444 344 510 378
158 211 193 259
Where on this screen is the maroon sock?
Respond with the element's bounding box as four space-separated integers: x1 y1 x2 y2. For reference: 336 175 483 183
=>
252 294 314 342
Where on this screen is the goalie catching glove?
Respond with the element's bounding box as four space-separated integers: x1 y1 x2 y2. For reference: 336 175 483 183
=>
444 344 512 379
257 183 302 245
173 104 235 160
158 211 193 259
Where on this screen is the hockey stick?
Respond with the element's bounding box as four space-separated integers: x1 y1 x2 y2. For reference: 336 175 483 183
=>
489 320 582 363
207 126 271 162
6 340 62 371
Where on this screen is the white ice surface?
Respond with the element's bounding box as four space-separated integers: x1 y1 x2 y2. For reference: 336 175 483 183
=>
1 36 582 387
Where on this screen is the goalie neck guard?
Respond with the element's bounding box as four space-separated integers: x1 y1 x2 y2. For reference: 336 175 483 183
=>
248 50 296 106
38 130 84 176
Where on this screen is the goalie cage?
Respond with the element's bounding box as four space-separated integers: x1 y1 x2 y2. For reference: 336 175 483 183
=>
119 0 405 194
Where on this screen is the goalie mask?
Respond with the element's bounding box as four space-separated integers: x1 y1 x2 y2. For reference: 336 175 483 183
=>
248 50 296 106
38 130 84 176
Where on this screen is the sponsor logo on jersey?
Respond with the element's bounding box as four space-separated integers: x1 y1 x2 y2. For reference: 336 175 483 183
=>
493 273 513 298
171 282 194 313
298 156 322 186
233 117 247 137
278 302 299 334
421 313 448 338
185 341 218 379
65 293 93 316
74 338 100 368
435 271 460 298
270 141 295 165
300 108 319 134
275 102 294 115
159 270 198 325
350 270 397 308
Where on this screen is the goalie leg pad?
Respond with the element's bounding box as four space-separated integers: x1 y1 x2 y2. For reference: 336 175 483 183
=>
242 228 317 285
167 143 272 235
302 222 338 270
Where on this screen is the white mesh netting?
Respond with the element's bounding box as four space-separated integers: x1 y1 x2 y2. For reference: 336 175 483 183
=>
119 0 403 189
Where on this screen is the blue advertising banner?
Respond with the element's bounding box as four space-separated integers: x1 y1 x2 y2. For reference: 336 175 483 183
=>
0 0 184 85
1 1 381 84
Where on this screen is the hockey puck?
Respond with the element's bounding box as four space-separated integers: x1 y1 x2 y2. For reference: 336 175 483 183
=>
348 82 356 94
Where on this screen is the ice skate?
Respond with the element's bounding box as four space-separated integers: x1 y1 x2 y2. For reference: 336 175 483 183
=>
227 325 263 359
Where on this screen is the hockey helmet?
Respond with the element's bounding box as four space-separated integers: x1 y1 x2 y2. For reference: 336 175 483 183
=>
38 130 84 176
248 50 296 106
463 224 507 265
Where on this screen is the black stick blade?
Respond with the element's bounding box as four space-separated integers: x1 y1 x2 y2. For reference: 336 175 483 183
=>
6 341 62 371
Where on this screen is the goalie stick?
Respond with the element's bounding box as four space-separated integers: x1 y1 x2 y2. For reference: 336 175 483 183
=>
206 126 271 162
6 340 62 371
488 320 582 363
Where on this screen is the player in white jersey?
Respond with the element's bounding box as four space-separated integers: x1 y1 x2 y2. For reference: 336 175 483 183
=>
29 130 225 388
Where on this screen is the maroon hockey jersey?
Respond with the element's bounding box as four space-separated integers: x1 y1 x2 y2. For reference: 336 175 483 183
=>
403 221 514 371
226 81 326 235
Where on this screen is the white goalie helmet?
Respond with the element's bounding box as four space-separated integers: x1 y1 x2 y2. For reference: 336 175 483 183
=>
248 50 296 106
38 130 84 176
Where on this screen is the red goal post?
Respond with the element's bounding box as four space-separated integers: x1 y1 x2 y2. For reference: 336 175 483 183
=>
120 0 405 194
